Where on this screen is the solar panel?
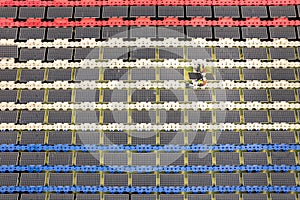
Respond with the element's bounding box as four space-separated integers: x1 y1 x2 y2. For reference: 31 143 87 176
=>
0 46 17 58
270 68 296 80
48 69 72 81
0 152 18 165
48 173 73 186
0 28 18 39
75 27 101 39
160 90 184 102
0 131 18 144
160 174 184 186
270 172 296 186
243 110 268 123
130 27 156 38
158 6 184 17
0 173 18 186
242 173 268 186
0 7 17 18
103 132 128 145
242 194 268 200
215 194 240 200
0 69 17 81
103 69 128 80
270 110 296 123
157 27 184 38
131 111 156 124
19 173 46 186
187 153 212 165
130 6 156 17
20 69 45 82
271 152 296 165
131 132 156 145
160 68 184 80
48 110 72 124
270 193 296 200
131 90 156 102
76 131 100 145
160 195 184 200
20 152 45 165
243 69 268 80
131 68 156 80
47 48 73 61
269 48 296 60
186 6 212 17
241 6 268 18
188 90 212 101
160 110 184 123
187 47 212 59
0 111 18 123
215 89 240 102
187 194 212 200
242 48 268 60
47 28 73 40
75 110 100 123
20 194 46 200
19 48 46 61
243 152 268 165
47 7 73 19
103 153 128 165
215 152 240 165
103 110 128 123
19 7 45 19
131 195 156 200
0 194 19 200
48 131 72 144
215 173 240 186
48 152 73 165
76 152 100 165
19 28 46 40
74 7 100 18
48 90 72 102
102 27 128 39
159 48 184 59
214 6 240 17
241 27 268 39
187 110 212 123
20 110 45 124
215 131 240 144
270 27 296 39
270 89 295 101
160 132 184 145
187 174 212 186
103 174 128 186
214 27 240 39
269 6 296 17
103 89 127 102
20 131 45 144
215 111 240 123
159 153 184 166
187 131 213 145
0 90 17 102
74 90 100 102
130 48 156 60
215 48 240 60
102 6 128 18
103 194 129 200
77 173 100 186
74 48 100 60
186 26 213 39
270 131 296 144
48 194 74 200
132 174 156 186
76 194 101 200
243 89 268 101
131 153 156 166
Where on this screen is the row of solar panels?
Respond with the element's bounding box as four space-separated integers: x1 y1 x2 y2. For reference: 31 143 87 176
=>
1 26 300 40
0 6 298 19
1 68 298 82
0 88 298 103
0 171 299 186
0 130 297 145
0 109 298 123
0 193 298 200
1 46 299 60
0 151 297 166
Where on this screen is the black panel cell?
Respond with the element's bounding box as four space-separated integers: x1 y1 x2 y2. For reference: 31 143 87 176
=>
241 6 268 18
47 48 73 61
243 173 268 186
20 152 45 165
102 47 128 59
131 132 156 145
243 69 268 80
48 131 72 145
188 153 212 165
243 89 268 101
0 111 17 123
160 174 184 186
103 153 128 165
157 27 184 38
74 69 99 80
270 110 296 123
160 110 184 123
186 6 212 17
131 90 156 102
75 27 101 39
160 153 184 166
48 69 72 81
103 110 127 123
271 152 296 165
49 194 74 200
130 27 156 38
214 27 240 39
215 89 240 101
159 48 184 59
188 174 212 186
102 6 128 18
215 173 240 186
19 48 46 61
158 6 184 17
74 48 100 60
131 153 156 166
130 48 156 60
270 89 295 101
18 139 38 154
270 68 296 80
187 131 213 145
74 90 100 102
48 173 73 186
0 131 18 144
215 47 240 59
187 47 212 59
215 131 240 144
215 152 240 165
74 7 100 18
0 69 17 81
0 173 18 186
0 7 17 18
270 131 296 144
214 6 240 17
160 132 184 145
0 152 18 165
103 90 127 102
243 194 267 200
188 90 212 101
188 111 212 123
19 28 45 40
20 69 45 82
47 7 73 19
131 68 156 80
0 46 18 58
243 152 268 165
160 90 184 102
47 28 73 40
75 110 100 123
19 7 45 19
20 194 46 200
0 28 17 39
103 132 128 145
270 172 296 186
102 27 128 39
76 152 100 165
186 26 213 39
269 48 296 60
77 173 100 186
48 152 73 165
160 68 184 80
20 173 46 186
132 174 156 186
269 6 296 17
103 69 128 80
270 194 296 200
130 6 156 17
242 48 268 60
20 110 44 123
48 111 72 124
0 90 17 102
215 68 240 80
270 27 296 39
241 27 268 39
76 131 100 145
131 111 156 124
48 90 72 102
243 131 268 144
244 110 268 123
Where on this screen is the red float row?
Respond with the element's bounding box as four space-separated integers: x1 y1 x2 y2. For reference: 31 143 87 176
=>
0 0 299 6
0 17 299 27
